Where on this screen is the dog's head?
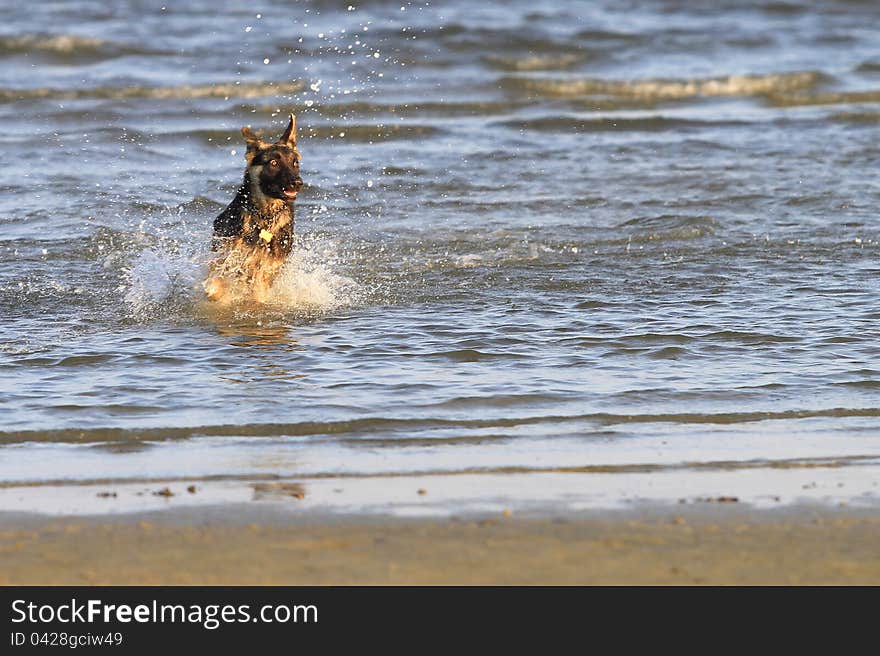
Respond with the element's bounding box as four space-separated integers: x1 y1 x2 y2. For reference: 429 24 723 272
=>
241 114 303 201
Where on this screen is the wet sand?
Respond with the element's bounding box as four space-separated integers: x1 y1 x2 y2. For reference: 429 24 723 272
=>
1 504 878 585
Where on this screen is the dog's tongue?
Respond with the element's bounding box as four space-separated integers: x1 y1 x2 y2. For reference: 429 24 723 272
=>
283 189 298 199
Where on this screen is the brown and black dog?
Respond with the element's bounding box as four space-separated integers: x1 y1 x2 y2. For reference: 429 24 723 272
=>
204 113 304 303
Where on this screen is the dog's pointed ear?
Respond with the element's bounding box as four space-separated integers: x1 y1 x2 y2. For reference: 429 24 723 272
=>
279 113 297 146
241 126 266 158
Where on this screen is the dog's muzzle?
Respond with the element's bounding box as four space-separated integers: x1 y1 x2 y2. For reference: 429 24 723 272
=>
283 178 303 200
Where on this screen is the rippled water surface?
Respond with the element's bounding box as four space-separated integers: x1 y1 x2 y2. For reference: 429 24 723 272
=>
1 0 879 515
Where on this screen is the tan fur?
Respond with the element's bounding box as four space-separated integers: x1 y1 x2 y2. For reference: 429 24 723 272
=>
205 205 292 304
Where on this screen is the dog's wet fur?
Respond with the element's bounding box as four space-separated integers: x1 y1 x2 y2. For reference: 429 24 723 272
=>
204 114 304 304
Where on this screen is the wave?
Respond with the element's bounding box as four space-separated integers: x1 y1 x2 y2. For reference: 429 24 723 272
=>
0 33 158 58
0 80 305 103
368 21 588 55
303 123 441 142
500 70 825 99
855 59 880 73
3 407 879 446
574 28 645 43
762 2 809 15
484 53 589 72
831 111 880 123
235 100 539 121
3 454 876 490
498 115 748 133
182 124 441 145
616 215 718 241
768 88 880 107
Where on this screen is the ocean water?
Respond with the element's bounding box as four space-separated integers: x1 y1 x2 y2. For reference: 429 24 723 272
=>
1 0 879 516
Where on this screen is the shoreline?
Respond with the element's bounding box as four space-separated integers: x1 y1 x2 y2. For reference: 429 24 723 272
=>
2 502 878 585
1 465 877 517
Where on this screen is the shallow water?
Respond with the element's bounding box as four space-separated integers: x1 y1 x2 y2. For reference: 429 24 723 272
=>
1 0 880 516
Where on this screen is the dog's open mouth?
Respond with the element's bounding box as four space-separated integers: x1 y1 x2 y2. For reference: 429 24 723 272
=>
282 189 298 200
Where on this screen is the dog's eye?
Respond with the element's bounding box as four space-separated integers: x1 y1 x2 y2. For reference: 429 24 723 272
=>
269 159 278 168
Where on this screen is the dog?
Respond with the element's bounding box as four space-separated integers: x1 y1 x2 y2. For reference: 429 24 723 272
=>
204 113 304 304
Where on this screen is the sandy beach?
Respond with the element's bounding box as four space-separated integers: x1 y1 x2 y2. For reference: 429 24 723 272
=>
2 503 878 585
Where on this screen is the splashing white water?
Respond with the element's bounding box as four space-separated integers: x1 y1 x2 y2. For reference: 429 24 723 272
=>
264 246 357 309
123 247 207 317
123 237 358 319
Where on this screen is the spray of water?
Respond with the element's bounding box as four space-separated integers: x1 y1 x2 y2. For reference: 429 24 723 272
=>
123 233 359 321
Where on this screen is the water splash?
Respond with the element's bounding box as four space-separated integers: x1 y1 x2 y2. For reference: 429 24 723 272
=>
123 236 358 320
263 244 359 310
123 246 207 319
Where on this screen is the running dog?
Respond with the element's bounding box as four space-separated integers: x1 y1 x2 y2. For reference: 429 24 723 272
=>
204 113 303 304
